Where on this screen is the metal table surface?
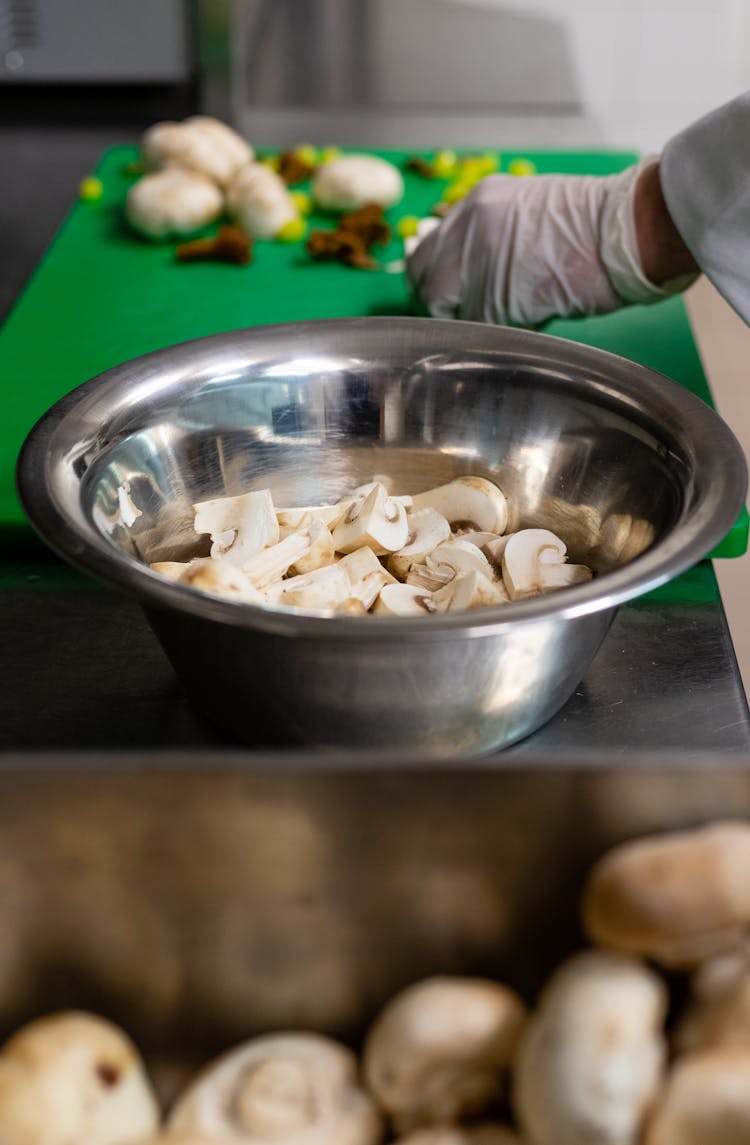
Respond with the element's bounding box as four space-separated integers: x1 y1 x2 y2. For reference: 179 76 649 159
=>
1 123 749 760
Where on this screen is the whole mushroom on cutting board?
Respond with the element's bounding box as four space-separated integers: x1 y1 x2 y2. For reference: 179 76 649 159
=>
312 154 404 211
582 820 750 968
0 1010 160 1145
362 975 526 1133
125 168 225 240
141 115 254 186
512 950 667 1145
168 1030 382 1145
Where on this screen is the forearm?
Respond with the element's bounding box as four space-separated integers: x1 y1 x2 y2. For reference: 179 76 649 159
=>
634 161 698 285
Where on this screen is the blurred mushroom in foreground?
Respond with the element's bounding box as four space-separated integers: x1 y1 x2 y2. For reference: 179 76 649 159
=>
513 950 667 1145
643 1047 750 1145
168 1031 382 1145
0 1011 160 1145
582 821 750 968
362 976 526 1133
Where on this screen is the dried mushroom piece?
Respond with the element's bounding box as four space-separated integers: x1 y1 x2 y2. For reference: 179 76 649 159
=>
175 225 253 265
363 975 526 1133
168 1031 382 1145
0 1011 160 1145
582 821 750 968
513 950 667 1145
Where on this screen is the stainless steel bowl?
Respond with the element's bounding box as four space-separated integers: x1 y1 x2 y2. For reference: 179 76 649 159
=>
16 317 747 755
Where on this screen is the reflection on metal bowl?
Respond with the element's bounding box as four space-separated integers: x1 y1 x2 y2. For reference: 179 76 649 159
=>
16 318 747 754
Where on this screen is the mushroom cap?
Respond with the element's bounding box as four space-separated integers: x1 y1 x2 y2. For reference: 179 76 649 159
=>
168 1030 382 1145
373 583 436 616
362 975 526 1133
582 821 750 968
125 168 224 240
142 117 253 185
675 953 750 1053
312 155 404 211
643 1047 750 1145
513 950 667 1145
410 478 507 535
227 163 298 237
500 529 567 601
0 1011 160 1145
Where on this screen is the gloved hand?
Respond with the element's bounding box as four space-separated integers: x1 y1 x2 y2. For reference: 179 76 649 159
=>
406 159 696 327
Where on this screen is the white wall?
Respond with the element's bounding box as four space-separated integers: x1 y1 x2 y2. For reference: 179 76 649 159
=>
460 0 750 151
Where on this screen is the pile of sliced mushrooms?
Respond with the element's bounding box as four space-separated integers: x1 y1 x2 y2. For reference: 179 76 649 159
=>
5 820 750 1143
147 475 593 616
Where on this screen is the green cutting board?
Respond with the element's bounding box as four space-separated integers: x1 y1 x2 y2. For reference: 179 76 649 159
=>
2 145 746 559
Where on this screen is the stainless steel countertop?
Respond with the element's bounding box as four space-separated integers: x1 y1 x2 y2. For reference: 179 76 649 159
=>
2 121 748 758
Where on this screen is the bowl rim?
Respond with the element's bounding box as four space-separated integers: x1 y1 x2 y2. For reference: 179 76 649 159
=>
16 316 748 639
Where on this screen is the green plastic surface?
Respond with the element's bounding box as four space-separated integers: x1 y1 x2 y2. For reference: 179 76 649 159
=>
1 146 746 569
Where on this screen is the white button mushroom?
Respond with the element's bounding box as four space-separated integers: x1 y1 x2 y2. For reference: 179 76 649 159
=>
125 169 224 240
168 1031 382 1145
312 154 404 212
411 478 508 535
582 821 750 969
172 558 264 602
193 489 280 567
269 563 353 611
642 1047 750 1145
425 539 498 584
337 546 397 610
226 163 299 238
513 950 667 1145
362 975 526 1133
141 115 254 186
0 1011 160 1145
332 483 409 556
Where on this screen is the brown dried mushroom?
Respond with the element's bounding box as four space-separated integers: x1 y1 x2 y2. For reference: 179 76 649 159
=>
0 1011 160 1145
362 976 526 1133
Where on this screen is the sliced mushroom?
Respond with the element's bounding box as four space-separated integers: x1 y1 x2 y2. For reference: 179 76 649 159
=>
405 564 454 593
426 539 497 583
432 570 507 612
270 563 352 611
241 532 314 588
338 547 397 610
642 1047 750 1145
362 975 526 1133
312 154 404 211
176 558 264 602
168 1031 382 1145
452 530 503 550
277 504 349 531
227 163 299 238
537 562 593 591
194 489 279 567
332 483 409 556
289 522 336 576
387 509 452 580
142 116 254 185
125 168 224 240
373 583 437 616
582 821 750 968
513 950 667 1145
411 478 508 535
393 1128 523 1145
0 1011 160 1145
500 529 567 601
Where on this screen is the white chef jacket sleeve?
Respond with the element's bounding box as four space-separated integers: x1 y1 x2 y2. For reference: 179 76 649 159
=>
661 90 750 326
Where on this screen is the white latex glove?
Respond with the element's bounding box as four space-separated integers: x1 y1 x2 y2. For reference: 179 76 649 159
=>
407 159 694 327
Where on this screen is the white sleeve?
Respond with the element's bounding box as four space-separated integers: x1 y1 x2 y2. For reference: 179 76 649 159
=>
661 90 750 325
